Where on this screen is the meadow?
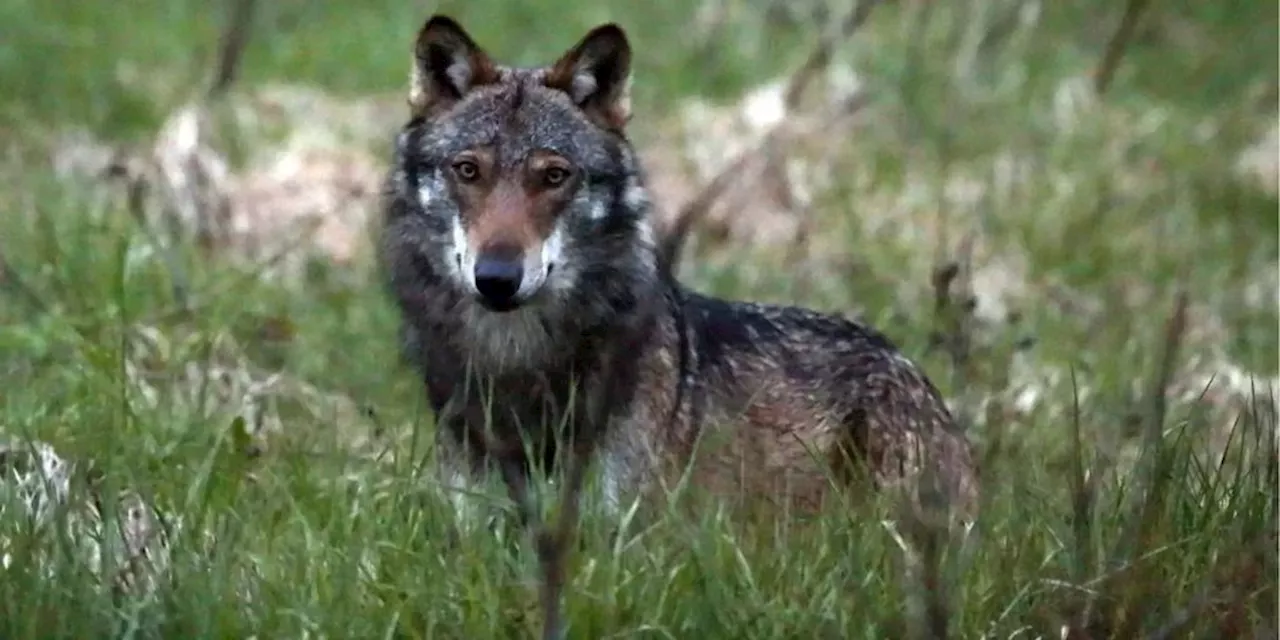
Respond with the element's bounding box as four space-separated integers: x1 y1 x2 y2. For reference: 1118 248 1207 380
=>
0 0 1276 637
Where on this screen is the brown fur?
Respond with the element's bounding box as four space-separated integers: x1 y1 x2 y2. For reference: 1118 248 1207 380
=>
381 20 982 624
594 297 980 521
460 150 576 251
381 16 980 637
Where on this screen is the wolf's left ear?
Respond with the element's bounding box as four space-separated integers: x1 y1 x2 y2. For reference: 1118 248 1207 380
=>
545 24 633 131
410 15 499 117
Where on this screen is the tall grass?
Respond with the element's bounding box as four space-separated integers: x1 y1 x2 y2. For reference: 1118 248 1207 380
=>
0 0 1275 636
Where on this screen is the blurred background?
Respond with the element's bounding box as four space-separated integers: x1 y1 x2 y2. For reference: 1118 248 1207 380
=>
3 0 1270 443
0 0 1276 637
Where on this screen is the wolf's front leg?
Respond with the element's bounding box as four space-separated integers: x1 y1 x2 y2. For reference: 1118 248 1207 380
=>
432 445 492 534
568 411 665 557
426 432 517 540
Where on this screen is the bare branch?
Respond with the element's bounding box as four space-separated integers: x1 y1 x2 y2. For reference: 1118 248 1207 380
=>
657 0 884 275
1142 531 1276 640
534 446 592 640
1094 0 1155 96
121 169 194 311
784 0 883 108
0 247 49 314
207 0 259 102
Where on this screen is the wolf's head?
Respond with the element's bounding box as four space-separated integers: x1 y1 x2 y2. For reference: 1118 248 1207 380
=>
382 16 660 370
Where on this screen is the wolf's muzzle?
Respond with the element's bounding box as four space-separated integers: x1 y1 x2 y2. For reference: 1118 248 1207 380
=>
473 256 524 312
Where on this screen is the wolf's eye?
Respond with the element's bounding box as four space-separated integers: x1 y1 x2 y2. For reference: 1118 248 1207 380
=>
452 160 480 183
543 167 571 188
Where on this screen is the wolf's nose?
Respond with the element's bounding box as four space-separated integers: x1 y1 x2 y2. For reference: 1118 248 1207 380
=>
473 258 524 310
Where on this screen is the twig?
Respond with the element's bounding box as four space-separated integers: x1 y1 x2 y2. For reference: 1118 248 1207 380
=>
1140 287 1189 461
783 0 883 107
1067 366 1099 631
207 0 258 102
657 150 754 274
142 215 329 327
1094 0 1155 96
658 89 869 275
927 234 978 424
1142 531 1276 640
534 446 592 640
97 0 259 319
1110 286 1189 637
656 0 884 274
0 248 50 314
120 169 194 312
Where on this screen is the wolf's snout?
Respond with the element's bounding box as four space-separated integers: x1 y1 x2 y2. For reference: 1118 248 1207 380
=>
473 256 524 311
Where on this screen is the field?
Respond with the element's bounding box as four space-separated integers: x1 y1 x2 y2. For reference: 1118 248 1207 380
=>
0 0 1277 637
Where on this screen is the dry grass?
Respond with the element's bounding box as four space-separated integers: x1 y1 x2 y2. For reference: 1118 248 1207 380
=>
0 0 1275 636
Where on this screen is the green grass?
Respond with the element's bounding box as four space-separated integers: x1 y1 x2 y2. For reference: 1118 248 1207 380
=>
0 0 1277 637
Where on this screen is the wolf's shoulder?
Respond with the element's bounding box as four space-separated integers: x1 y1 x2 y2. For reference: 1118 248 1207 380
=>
669 286 910 366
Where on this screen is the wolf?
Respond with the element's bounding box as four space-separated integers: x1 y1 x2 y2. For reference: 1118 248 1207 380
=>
379 13 978 550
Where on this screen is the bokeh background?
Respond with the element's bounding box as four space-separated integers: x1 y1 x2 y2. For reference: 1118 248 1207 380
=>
0 0 1276 637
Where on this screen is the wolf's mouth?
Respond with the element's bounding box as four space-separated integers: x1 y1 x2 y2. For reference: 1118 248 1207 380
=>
475 295 523 313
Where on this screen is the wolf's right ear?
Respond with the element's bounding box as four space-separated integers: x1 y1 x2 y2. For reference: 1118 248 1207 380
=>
410 15 499 117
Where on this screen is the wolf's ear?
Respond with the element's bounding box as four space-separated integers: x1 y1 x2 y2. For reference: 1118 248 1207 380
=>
410 15 499 117
545 24 633 131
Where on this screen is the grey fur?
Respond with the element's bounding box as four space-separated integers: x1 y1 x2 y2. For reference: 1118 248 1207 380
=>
378 16 980 528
